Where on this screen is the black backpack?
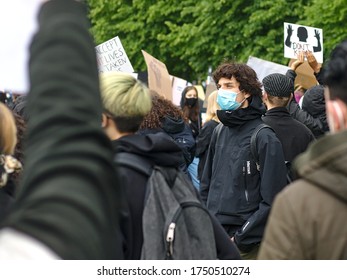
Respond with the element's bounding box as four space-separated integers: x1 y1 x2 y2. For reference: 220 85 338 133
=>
115 152 217 260
250 123 294 184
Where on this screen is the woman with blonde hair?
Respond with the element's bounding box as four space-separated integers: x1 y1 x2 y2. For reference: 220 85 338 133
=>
0 103 22 222
204 90 220 124
196 90 220 179
0 103 17 156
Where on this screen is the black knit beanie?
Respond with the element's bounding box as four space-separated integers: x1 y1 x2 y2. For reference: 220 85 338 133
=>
262 73 294 98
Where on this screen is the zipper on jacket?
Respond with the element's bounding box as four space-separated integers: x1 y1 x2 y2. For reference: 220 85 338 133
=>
243 161 249 203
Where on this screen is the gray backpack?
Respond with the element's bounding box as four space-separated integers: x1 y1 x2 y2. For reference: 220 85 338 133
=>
115 153 217 260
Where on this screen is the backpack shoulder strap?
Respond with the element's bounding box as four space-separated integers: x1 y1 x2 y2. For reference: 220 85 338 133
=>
114 152 152 177
250 123 274 170
214 122 224 142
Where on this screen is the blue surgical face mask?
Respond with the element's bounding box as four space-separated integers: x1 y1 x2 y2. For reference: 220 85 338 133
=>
217 88 242 111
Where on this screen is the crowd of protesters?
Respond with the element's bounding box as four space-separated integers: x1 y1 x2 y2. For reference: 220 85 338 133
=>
0 0 346 260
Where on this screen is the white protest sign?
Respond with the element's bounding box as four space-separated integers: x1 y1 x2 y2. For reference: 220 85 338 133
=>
284 22 323 63
171 76 187 106
247 56 289 85
0 0 41 94
96 36 134 73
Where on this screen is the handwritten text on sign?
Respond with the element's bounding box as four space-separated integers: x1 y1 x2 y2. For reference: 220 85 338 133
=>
95 36 134 73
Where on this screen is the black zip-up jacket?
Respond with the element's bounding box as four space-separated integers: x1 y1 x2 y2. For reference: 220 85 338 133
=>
200 95 287 252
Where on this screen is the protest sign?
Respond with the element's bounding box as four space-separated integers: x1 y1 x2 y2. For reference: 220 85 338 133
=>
284 22 323 63
171 76 187 106
247 56 289 85
288 60 318 90
141 50 172 101
0 0 41 94
195 85 205 101
247 56 317 93
96 36 134 73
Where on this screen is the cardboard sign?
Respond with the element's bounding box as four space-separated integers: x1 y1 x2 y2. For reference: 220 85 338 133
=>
0 0 41 94
171 76 187 106
288 60 318 90
141 50 172 101
284 22 323 63
195 85 205 101
203 83 217 108
96 36 134 73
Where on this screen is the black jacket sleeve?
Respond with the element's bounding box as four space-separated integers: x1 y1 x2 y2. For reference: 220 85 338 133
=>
285 69 297 83
2 0 122 260
314 68 325 85
210 214 241 260
287 100 325 137
286 70 325 136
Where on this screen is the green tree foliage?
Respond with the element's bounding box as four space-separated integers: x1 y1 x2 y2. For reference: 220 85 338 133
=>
302 0 347 60
88 0 344 82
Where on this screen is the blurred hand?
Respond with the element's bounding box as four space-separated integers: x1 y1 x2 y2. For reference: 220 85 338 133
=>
306 51 321 73
291 51 305 71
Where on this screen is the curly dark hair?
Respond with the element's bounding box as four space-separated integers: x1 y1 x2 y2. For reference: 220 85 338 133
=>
140 94 184 129
212 62 262 97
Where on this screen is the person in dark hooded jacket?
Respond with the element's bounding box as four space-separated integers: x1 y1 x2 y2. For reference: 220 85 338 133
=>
200 62 287 259
139 93 196 174
100 72 240 260
286 51 326 136
301 85 329 138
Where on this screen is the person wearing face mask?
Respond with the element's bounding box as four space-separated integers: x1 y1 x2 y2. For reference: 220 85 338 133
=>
258 39 347 260
200 62 287 259
180 86 201 139
180 86 202 189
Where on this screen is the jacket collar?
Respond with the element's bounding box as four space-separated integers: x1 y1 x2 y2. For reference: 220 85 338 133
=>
265 107 291 117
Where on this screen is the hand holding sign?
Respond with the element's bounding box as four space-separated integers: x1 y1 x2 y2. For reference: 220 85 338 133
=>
306 51 321 73
290 51 305 71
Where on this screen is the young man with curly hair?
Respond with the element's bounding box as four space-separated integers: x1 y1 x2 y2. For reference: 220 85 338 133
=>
200 62 287 259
